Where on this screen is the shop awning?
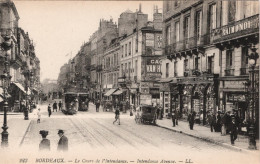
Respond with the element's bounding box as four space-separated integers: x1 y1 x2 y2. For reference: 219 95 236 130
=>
104 88 117 96
112 89 126 95
12 82 31 95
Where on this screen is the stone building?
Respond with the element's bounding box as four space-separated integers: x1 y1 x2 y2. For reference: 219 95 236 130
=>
0 0 40 111
161 0 259 126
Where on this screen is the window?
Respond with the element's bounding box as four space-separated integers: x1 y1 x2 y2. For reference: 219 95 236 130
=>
226 49 233 68
184 59 188 71
125 44 127 57
128 62 131 77
129 42 131 56
241 47 248 67
184 16 190 39
121 46 124 58
174 61 178 76
175 21 180 42
228 1 236 22
208 56 214 73
121 64 124 75
135 38 138 52
166 1 170 12
135 60 138 76
166 63 169 78
209 4 217 30
194 56 200 70
196 11 202 38
166 25 171 45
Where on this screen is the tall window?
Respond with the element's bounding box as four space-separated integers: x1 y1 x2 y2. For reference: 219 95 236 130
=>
184 16 190 39
166 63 169 78
125 44 127 57
196 11 202 38
128 62 131 77
129 42 131 56
241 47 248 67
228 1 236 22
121 46 124 58
135 38 138 52
210 4 217 30
184 59 189 71
166 1 170 12
194 56 200 70
174 61 178 76
166 25 171 45
135 60 138 76
208 56 214 73
114 54 116 66
226 49 233 68
175 21 180 42
121 64 124 75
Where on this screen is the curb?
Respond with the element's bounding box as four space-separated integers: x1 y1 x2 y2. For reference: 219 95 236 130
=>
156 124 254 154
19 120 32 147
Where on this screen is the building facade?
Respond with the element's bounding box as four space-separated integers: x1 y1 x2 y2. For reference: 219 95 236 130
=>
162 0 259 126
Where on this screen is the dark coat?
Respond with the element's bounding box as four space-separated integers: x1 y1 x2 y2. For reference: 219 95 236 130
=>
39 138 50 151
58 102 62 108
171 113 176 121
57 135 68 151
53 103 57 109
230 121 238 134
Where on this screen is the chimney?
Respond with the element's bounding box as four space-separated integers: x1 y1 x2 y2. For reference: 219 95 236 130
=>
139 3 142 12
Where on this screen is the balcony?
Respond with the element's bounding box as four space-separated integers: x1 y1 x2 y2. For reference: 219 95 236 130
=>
225 69 235 76
240 67 249 75
202 69 213 75
96 65 103 72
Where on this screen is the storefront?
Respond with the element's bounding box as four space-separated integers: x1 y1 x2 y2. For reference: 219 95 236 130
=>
159 78 172 115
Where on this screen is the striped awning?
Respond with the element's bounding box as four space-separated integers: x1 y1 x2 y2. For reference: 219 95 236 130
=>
112 89 126 95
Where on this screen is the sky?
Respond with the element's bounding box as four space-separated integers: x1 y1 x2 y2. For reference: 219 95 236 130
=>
13 1 163 82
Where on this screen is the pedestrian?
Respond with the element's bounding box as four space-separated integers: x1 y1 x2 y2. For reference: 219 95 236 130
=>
160 105 164 120
48 104 52 117
37 108 41 123
53 101 57 112
58 101 62 111
96 100 100 112
175 109 179 126
230 117 238 145
39 130 50 151
113 107 120 125
207 112 216 132
234 111 241 133
156 106 160 119
171 111 176 127
57 129 68 152
216 111 222 132
188 111 196 130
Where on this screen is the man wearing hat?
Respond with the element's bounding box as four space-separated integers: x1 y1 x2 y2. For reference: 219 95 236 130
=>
57 130 68 151
39 130 50 151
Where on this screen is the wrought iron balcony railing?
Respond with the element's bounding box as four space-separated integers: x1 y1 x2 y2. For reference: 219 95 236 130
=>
240 67 249 75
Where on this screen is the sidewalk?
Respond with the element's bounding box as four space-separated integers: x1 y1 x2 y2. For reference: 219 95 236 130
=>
156 118 259 154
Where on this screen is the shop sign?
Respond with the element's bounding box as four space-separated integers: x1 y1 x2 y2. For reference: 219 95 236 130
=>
227 93 246 102
224 81 247 89
212 15 259 42
146 59 162 73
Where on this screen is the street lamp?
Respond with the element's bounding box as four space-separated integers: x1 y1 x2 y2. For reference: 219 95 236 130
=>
247 45 259 150
0 34 12 148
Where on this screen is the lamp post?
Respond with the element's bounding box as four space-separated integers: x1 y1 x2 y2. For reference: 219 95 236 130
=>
0 34 12 148
248 45 259 150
